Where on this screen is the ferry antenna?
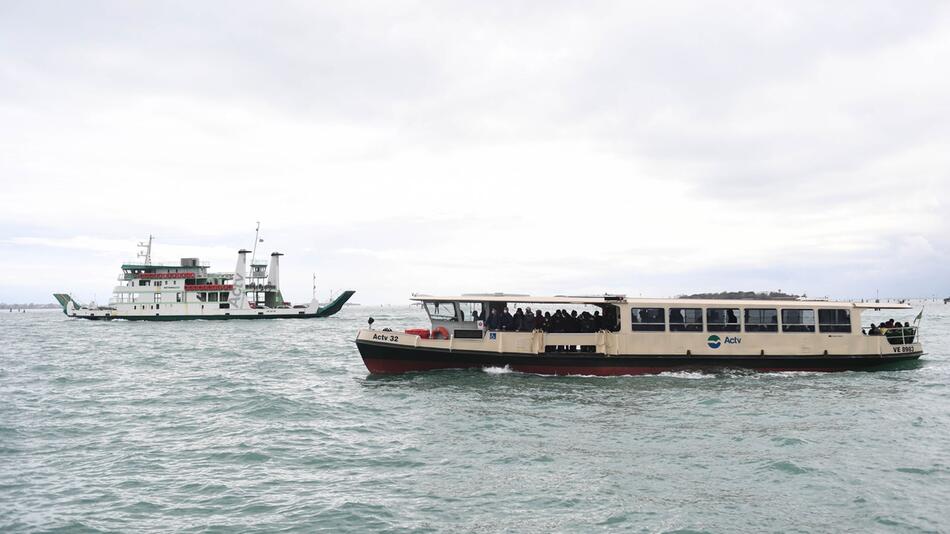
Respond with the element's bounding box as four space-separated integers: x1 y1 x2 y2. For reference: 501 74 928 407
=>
137 235 154 266
250 222 261 270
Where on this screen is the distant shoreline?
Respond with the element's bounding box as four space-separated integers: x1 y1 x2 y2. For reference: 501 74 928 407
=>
1 303 60 309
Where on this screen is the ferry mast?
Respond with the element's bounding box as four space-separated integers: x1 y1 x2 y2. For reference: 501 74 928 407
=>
137 235 154 266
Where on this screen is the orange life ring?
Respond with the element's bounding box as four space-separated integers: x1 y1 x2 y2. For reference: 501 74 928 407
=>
405 328 431 339
432 326 450 339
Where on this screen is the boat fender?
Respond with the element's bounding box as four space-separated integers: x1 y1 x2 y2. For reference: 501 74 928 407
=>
432 326 450 340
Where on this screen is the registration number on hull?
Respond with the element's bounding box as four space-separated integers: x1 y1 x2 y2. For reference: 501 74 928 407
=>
892 345 916 353
372 333 400 343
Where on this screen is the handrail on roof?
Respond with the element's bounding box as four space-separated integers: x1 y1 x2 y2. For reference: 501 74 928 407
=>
408 294 912 309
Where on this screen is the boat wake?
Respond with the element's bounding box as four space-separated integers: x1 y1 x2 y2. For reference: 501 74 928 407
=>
656 371 715 380
481 365 513 375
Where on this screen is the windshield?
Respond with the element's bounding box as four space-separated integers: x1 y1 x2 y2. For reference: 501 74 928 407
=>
425 301 458 321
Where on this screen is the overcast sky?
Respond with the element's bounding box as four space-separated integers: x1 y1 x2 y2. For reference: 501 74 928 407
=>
1 1 948 305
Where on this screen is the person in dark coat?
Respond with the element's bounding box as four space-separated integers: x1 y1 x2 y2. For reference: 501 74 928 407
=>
500 307 513 331
486 309 499 330
512 308 524 332
524 308 536 331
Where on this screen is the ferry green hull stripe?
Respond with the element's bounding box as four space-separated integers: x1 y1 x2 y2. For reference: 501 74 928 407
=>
79 313 329 321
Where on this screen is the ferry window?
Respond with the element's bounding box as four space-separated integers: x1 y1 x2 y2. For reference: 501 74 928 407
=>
458 302 482 322
197 292 206 302
219 292 229 301
138 280 150 286
601 305 621 332
425 301 458 321
631 308 665 331
208 292 218 302
781 309 816 333
669 308 703 332
744 309 778 332
819 309 851 333
707 308 740 332
153 293 161 303
219 303 229 309
176 292 182 303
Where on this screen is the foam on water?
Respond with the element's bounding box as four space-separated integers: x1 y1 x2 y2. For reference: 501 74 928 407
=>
2 305 949 533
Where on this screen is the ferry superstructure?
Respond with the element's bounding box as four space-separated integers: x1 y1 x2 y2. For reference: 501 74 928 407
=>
54 237 354 320
355 294 923 375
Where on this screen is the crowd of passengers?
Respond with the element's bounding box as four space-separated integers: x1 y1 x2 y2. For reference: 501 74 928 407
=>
475 307 611 333
865 319 913 336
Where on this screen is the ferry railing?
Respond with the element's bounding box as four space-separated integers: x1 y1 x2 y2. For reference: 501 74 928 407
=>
120 260 211 267
865 326 917 345
883 326 917 345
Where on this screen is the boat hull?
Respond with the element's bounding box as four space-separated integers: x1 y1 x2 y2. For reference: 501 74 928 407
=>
355 339 923 375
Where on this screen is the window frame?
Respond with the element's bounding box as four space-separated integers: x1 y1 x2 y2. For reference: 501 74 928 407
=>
744 308 778 333
425 301 459 321
669 307 704 332
781 308 816 333
706 307 740 332
630 307 666 332
818 308 852 333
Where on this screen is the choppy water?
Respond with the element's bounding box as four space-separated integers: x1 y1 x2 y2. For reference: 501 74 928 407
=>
2 304 949 533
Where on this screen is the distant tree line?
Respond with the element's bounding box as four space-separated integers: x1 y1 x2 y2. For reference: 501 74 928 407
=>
678 291 802 300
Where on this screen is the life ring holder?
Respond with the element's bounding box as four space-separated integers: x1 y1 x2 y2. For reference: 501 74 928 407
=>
432 326 450 339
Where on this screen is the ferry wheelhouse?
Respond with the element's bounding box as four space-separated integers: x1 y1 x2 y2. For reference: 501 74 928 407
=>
355 294 923 375
54 237 354 320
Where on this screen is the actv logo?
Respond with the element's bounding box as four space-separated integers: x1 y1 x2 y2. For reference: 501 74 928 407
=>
708 335 741 349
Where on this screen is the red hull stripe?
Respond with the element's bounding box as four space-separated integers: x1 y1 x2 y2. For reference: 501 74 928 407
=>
184 284 234 291
356 340 922 375
140 272 195 279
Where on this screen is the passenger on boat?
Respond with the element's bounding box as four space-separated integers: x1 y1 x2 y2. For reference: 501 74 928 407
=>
512 308 524 331
868 323 882 335
579 311 594 333
500 307 513 331
669 308 684 324
524 308 536 331
486 309 500 330
535 310 545 331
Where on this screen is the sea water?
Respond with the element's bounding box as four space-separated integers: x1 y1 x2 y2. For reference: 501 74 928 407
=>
1 305 948 532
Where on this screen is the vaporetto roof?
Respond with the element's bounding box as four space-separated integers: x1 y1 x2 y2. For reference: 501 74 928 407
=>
409 294 913 309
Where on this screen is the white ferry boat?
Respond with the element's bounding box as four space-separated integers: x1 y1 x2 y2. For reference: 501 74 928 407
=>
355 294 923 375
54 236 354 321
